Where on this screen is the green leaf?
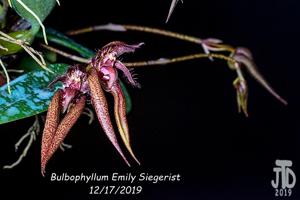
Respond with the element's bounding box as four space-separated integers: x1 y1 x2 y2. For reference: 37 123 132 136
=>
36 28 95 58
43 48 57 63
10 0 56 34
0 63 68 125
18 50 56 72
0 3 6 28
18 55 47 72
0 30 33 56
119 80 132 114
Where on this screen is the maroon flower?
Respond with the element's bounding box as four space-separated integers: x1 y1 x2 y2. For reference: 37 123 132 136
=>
41 41 143 176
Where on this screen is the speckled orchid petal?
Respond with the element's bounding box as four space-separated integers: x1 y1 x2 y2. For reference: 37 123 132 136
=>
110 81 140 165
87 67 130 166
92 41 144 69
41 89 61 176
100 41 144 58
42 64 89 175
98 65 139 164
42 96 86 175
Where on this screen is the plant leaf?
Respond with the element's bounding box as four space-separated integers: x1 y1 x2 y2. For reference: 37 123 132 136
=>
10 0 56 35
18 55 48 72
18 49 57 72
0 30 33 56
0 63 68 125
119 80 132 114
36 28 95 58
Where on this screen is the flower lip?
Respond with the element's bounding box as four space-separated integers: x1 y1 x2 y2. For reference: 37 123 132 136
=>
99 65 118 91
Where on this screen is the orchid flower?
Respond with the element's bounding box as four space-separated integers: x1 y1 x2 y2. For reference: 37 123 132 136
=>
228 47 287 116
41 41 142 175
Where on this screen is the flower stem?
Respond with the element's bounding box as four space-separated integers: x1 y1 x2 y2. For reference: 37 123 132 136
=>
67 23 203 45
41 44 237 68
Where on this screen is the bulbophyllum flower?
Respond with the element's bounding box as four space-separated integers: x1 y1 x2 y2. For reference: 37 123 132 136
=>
48 64 89 113
228 47 287 116
90 41 143 164
92 41 143 88
41 41 142 176
41 65 88 176
197 37 287 116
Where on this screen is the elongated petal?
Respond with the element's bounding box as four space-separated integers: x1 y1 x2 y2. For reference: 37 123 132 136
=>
233 54 288 105
115 60 141 88
42 96 86 175
111 82 140 164
87 68 130 166
41 90 61 176
101 41 144 58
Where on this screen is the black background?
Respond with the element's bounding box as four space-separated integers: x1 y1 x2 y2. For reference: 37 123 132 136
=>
0 0 298 199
